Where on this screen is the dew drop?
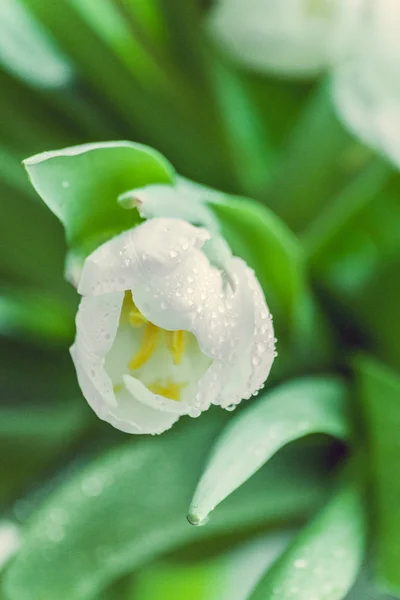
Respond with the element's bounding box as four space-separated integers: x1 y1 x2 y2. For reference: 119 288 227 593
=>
294 559 308 569
225 404 236 412
61 180 70 188
169 250 178 258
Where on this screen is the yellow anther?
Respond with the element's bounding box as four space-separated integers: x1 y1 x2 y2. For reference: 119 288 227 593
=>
147 379 186 402
120 291 147 327
128 322 159 370
128 307 147 327
166 330 185 365
113 383 123 393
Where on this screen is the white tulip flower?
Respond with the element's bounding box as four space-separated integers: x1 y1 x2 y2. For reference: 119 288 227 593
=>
332 0 400 166
207 0 342 77
71 182 276 434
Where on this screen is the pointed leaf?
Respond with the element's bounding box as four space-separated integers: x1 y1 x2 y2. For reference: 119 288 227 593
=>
3 414 333 600
24 141 175 252
355 355 400 595
249 477 366 600
209 194 307 327
188 377 351 525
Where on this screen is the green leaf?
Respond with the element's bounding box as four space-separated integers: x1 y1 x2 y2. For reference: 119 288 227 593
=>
0 290 73 344
208 194 307 329
0 340 90 506
188 377 351 525
3 414 334 600
24 141 175 252
131 533 291 600
266 80 353 232
354 355 400 595
249 476 367 600
307 168 400 369
0 0 73 89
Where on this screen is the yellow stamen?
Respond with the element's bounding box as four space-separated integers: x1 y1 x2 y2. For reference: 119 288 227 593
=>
128 322 159 370
113 383 123 393
128 307 147 327
147 379 186 401
120 291 147 327
166 330 185 365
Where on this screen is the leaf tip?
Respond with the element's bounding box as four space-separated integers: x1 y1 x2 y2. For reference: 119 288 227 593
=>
186 511 209 527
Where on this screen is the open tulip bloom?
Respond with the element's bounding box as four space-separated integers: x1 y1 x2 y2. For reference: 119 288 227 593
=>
24 143 276 435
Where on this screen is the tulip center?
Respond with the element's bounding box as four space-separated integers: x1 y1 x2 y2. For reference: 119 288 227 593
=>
106 292 211 404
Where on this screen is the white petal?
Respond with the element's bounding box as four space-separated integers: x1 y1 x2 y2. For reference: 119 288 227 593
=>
71 292 180 434
194 259 275 410
118 178 219 233
78 218 210 297
331 0 400 166
73 215 276 433
207 0 340 77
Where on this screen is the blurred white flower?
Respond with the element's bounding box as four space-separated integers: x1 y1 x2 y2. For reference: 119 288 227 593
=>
0 522 20 571
71 185 275 434
331 0 400 166
207 0 342 78
208 0 400 167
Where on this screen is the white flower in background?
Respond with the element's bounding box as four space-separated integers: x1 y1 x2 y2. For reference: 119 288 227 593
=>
207 0 343 78
71 183 276 434
331 0 400 166
208 0 400 167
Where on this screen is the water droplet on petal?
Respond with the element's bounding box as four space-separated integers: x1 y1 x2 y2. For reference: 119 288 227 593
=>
225 404 236 412
169 250 178 258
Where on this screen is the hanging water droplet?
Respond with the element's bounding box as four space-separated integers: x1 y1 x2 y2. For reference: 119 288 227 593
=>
189 407 201 418
225 404 236 412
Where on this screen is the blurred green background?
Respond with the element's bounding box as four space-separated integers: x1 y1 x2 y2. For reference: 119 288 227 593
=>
1 1 400 600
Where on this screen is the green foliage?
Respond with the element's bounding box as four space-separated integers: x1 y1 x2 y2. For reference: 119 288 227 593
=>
3 414 333 600
355 356 400 595
189 377 351 525
0 1 399 599
24 141 174 253
250 475 367 600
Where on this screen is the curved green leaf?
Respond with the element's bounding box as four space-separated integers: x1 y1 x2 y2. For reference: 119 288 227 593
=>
0 290 73 344
0 0 73 89
250 477 366 600
24 141 175 251
209 195 306 326
355 355 400 595
3 414 333 600
188 377 351 525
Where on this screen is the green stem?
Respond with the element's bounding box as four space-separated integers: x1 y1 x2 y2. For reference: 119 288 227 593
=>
302 158 392 261
266 79 352 232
